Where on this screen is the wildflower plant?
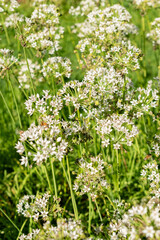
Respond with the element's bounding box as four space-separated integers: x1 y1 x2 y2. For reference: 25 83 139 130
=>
1 0 160 240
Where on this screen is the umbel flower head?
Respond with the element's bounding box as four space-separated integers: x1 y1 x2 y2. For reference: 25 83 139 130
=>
17 192 85 240
133 0 160 12
4 13 24 28
19 3 64 54
96 113 139 149
17 192 62 221
72 4 140 72
18 59 43 90
42 56 71 79
69 0 106 16
147 18 160 47
0 0 20 13
110 160 160 239
19 218 85 240
0 48 18 76
74 156 109 200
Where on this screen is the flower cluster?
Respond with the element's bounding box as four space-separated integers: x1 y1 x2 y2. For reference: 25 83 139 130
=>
110 199 160 239
58 67 130 119
15 121 68 167
17 192 52 221
17 192 84 240
20 4 64 54
76 39 141 72
0 48 18 76
73 4 137 38
153 133 160 157
72 4 140 72
141 160 160 195
74 156 109 200
117 80 159 119
69 0 106 16
147 18 160 47
110 161 160 239
96 114 139 149
42 56 71 79
19 218 85 240
4 12 24 28
0 0 19 13
24 90 63 116
133 0 160 12
18 59 42 89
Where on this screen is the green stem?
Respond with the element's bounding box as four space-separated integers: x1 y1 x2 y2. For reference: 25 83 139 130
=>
0 208 19 231
95 199 102 222
11 70 28 99
0 90 15 128
16 219 27 240
141 15 146 77
61 158 78 220
6 71 22 128
94 128 97 156
116 149 119 192
104 195 115 210
44 165 53 194
23 47 35 95
50 159 58 198
1 15 10 45
88 194 92 234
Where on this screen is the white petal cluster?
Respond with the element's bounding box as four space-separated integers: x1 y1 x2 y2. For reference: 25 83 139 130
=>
72 4 139 72
15 121 68 167
18 59 42 89
74 156 109 200
42 57 71 79
133 0 160 9
19 218 85 240
147 18 160 46
96 114 139 148
0 48 18 75
17 192 51 221
110 160 160 239
21 4 64 53
4 13 24 28
73 5 137 38
69 0 106 16
0 0 20 13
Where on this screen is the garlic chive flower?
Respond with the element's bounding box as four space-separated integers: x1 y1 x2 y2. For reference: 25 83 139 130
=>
74 156 109 200
147 18 160 47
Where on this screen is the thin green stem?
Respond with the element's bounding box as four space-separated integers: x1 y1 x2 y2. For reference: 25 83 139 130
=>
44 165 53 194
16 219 28 240
23 47 35 95
88 194 92 234
61 158 78 220
95 199 102 222
7 71 22 128
141 15 146 77
1 15 10 45
116 149 119 193
0 90 15 127
50 159 58 198
0 208 19 231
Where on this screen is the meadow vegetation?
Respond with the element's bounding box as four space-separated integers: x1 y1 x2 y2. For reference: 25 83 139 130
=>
0 0 160 239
